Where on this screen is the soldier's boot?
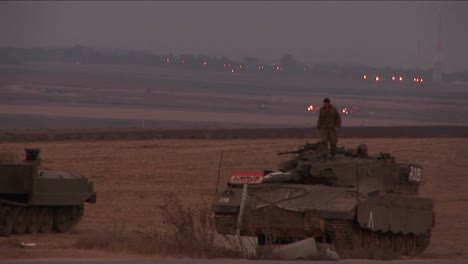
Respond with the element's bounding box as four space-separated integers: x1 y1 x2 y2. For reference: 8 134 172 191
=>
330 146 337 161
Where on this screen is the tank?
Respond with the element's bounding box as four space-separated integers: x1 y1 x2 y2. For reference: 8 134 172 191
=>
0 148 96 236
211 142 435 256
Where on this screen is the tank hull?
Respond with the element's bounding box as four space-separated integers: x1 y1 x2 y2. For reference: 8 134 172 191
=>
0 159 96 236
213 184 434 256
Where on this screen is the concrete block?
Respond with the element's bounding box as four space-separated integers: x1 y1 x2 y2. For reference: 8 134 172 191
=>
272 237 318 259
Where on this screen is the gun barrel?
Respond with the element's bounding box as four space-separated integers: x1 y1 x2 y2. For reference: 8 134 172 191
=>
277 150 299 155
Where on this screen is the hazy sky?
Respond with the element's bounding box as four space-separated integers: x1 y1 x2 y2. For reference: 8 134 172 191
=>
1 1 468 72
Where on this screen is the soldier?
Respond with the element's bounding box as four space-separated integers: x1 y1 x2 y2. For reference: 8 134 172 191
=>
317 98 341 160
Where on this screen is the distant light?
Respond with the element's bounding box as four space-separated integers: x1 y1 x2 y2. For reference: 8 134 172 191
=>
307 105 315 111
375 76 380 81
420 78 424 82
392 76 396 81
203 62 208 66
231 69 235 73
166 58 170 62
399 76 403 81
181 60 184 64
363 75 367 79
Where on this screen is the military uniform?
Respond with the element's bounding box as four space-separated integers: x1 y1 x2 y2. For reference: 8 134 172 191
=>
317 105 341 157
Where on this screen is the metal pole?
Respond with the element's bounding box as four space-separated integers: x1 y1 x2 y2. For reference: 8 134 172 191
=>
356 159 360 202
236 184 248 235
215 151 224 194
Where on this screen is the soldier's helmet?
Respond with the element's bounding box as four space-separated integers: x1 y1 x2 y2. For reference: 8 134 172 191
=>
357 144 368 156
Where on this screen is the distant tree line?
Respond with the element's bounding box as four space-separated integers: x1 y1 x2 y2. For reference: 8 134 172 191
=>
0 45 466 82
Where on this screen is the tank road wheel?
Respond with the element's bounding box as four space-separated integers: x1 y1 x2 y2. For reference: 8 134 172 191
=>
381 232 393 249
69 206 84 229
393 233 405 254
404 233 417 256
12 207 28 234
54 207 74 233
26 208 41 234
0 207 14 236
352 224 363 249
39 207 54 233
361 229 373 249
415 230 431 255
372 231 383 248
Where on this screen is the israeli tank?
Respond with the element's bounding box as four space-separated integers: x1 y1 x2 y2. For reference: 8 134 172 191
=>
211 142 434 256
0 148 96 236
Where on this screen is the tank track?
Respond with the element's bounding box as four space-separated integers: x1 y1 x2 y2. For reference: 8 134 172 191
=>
326 219 432 257
0 204 83 236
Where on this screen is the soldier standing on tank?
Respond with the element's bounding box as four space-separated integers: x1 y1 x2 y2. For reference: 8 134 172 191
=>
317 98 341 160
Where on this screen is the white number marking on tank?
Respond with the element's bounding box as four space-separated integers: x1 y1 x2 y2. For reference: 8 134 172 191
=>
408 166 422 182
368 211 374 228
219 197 230 203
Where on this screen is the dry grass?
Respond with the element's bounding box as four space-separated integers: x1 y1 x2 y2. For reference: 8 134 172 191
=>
75 192 241 258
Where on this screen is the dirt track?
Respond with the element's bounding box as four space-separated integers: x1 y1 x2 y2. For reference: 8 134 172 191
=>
0 137 467 260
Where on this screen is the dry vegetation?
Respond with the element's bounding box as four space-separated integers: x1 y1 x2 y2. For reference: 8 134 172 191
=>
74 193 242 258
0 137 467 260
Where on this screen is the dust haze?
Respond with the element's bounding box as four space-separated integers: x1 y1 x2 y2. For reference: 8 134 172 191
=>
0 1 468 129
1 2 468 72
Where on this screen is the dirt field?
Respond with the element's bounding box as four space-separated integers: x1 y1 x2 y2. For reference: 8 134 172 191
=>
0 137 467 260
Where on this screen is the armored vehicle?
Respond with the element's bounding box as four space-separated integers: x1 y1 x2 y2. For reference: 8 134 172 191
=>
212 142 434 256
0 148 96 236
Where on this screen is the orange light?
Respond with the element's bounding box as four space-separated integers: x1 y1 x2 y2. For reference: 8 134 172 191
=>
399 76 403 81
307 105 314 111
363 75 367 79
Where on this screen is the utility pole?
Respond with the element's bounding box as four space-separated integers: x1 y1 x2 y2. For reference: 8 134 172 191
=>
432 7 443 82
